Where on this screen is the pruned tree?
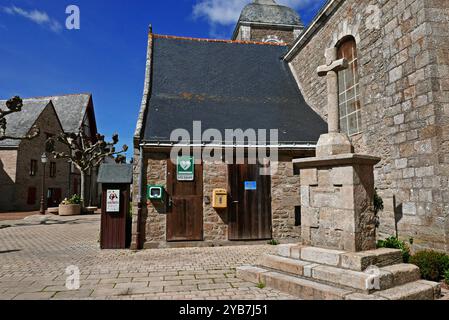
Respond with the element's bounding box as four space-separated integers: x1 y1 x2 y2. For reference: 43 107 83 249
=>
0 96 39 141
46 129 128 208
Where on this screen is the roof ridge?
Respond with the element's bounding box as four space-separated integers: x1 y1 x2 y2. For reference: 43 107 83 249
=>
152 34 287 46
21 93 92 100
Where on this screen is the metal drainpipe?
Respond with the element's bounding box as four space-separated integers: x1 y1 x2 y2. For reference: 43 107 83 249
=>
135 146 144 249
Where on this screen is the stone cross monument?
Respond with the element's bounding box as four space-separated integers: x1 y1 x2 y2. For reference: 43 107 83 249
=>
293 47 381 252
315 47 353 157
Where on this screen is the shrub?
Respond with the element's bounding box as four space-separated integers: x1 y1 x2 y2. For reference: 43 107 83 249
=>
377 236 411 263
373 189 384 215
257 282 266 289
267 239 279 246
61 194 81 205
410 250 449 282
445 269 449 285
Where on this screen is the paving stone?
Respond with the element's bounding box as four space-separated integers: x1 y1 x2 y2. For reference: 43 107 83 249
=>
163 285 198 293
198 283 232 291
13 292 56 300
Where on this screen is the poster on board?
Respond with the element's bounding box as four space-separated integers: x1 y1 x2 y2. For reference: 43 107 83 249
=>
106 190 120 213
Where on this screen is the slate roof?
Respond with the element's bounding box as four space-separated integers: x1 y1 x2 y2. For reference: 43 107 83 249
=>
0 94 92 148
97 164 133 184
28 94 92 133
141 35 327 146
0 99 52 147
238 0 303 27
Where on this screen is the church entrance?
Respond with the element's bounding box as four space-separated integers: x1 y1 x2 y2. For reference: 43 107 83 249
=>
228 164 272 241
166 161 204 242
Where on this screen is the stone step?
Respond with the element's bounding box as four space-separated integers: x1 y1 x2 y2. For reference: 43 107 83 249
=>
237 266 353 300
259 255 421 292
373 280 441 300
236 266 441 300
277 244 403 271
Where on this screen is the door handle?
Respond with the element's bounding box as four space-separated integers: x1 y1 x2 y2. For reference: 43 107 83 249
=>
232 201 239 204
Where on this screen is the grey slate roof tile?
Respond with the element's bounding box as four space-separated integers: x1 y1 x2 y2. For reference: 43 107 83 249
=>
0 93 91 147
142 36 327 145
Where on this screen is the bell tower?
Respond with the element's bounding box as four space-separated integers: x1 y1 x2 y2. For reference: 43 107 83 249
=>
232 0 304 45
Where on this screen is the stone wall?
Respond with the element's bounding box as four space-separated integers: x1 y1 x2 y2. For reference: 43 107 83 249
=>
250 26 296 44
289 0 449 252
272 161 301 240
203 160 228 241
138 152 300 247
143 153 168 245
0 150 18 212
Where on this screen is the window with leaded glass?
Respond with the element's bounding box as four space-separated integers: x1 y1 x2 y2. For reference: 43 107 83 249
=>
337 37 361 136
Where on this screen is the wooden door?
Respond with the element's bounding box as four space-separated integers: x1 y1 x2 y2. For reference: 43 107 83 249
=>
228 164 272 240
100 184 128 249
166 161 203 241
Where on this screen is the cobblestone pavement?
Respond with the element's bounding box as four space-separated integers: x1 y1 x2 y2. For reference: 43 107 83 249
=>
0 215 297 300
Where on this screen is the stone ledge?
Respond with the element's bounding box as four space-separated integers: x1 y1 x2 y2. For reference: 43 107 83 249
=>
259 254 420 292
278 244 403 271
293 153 381 169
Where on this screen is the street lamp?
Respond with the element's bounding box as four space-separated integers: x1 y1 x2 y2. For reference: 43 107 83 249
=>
40 152 48 215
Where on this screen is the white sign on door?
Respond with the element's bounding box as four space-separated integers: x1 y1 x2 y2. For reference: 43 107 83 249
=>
106 190 120 213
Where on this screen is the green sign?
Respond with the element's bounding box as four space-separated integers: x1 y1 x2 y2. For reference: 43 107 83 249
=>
177 156 194 181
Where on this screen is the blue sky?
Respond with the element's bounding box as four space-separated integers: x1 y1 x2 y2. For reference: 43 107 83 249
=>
0 0 326 159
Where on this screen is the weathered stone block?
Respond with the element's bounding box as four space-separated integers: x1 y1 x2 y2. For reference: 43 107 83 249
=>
236 266 267 284
301 169 318 186
277 244 297 257
259 254 310 276
301 247 345 266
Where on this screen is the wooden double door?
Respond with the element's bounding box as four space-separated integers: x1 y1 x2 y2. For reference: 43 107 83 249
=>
165 162 272 242
228 164 272 241
167 161 203 242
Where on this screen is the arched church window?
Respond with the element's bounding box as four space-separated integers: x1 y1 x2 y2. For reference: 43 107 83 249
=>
337 36 361 136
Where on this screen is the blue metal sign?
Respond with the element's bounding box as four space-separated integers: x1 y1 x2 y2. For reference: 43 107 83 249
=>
244 181 257 191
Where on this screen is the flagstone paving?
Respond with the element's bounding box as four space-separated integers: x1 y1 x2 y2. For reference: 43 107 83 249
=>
0 215 297 300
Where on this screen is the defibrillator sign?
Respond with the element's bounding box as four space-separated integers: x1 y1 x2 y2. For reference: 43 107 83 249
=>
177 156 194 181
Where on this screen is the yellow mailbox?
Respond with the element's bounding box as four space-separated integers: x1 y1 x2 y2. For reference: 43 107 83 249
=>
212 189 228 209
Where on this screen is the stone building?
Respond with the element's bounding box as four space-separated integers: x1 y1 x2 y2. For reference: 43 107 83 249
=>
0 94 99 212
285 0 449 252
132 0 449 252
132 32 326 248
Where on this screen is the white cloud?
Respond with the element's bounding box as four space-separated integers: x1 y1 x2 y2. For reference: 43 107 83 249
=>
193 0 320 27
2 5 62 33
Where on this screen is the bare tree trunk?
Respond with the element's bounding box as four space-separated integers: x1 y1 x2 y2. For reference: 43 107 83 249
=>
80 171 86 209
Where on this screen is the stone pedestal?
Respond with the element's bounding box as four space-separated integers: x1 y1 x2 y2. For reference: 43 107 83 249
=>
293 153 380 252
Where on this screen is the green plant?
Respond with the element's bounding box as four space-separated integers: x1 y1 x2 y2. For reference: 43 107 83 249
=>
267 239 279 246
377 236 411 263
410 250 449 282
257 282 266 289
373 189 384 215
61 194 82 205
444 269 449 285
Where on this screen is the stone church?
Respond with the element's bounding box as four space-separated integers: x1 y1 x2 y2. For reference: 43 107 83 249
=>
132 0 449 253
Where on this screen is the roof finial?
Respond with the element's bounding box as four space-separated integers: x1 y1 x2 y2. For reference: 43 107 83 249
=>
149 24 153 34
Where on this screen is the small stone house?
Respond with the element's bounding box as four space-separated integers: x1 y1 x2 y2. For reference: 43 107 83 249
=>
0 94 99 212
131 1 327 249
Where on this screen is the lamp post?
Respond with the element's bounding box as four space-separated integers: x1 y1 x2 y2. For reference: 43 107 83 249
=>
40 152 48 215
